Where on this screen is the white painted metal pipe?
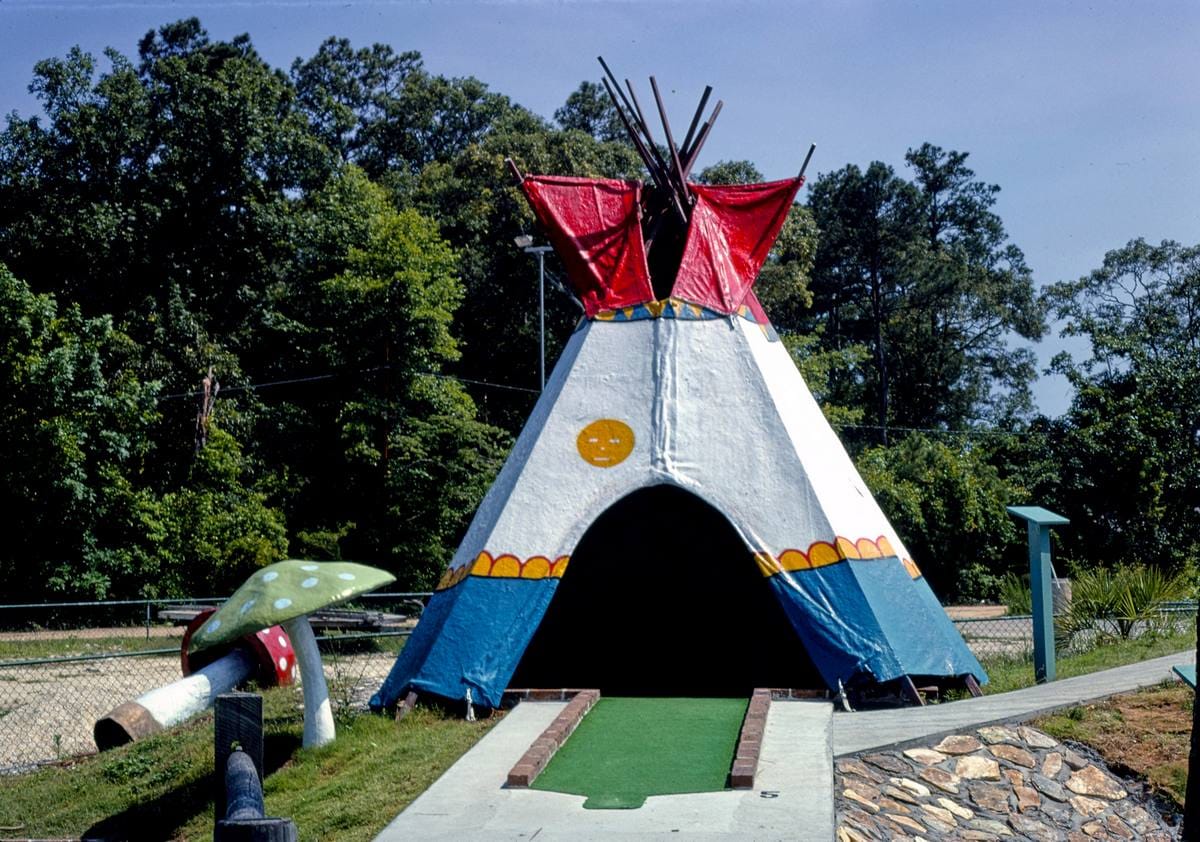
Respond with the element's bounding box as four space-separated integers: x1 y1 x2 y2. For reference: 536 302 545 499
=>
281 615 335 748
142 649 256 727
94 649 256 749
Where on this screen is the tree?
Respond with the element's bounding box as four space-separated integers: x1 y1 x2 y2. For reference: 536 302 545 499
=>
696 159 764 185
253 168 510 587
554 80 624 143
855 432 1025 600
291 38 515 184
807 145 1045 441
0 265 164 599
1037 239 1200 572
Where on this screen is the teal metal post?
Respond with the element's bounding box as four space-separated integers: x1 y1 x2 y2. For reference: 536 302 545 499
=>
1007 506 1070 684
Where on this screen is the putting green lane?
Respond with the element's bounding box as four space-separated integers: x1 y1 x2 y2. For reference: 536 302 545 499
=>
530 696 749 809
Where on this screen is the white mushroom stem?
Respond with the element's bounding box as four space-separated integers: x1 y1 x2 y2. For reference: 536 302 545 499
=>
95 649 256 749
282 615 335 748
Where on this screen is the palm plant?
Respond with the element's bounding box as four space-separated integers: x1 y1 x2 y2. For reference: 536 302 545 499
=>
1055 563 1190 651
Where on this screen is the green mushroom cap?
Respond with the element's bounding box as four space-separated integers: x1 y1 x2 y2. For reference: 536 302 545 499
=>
189 560 396 653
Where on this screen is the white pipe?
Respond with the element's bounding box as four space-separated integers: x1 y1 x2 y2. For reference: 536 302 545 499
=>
95 648 257 749
140 649 257 728
282 615 335 748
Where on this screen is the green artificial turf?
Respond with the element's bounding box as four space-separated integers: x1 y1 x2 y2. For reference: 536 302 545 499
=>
531 696 748 809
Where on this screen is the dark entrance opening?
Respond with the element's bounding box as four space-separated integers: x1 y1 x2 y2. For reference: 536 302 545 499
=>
511 484 821 696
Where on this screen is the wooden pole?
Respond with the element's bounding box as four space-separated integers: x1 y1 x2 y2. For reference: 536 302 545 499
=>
1185 607 1199 839
600 78 656 173
679 85 713 160
798 143 817 181
214 693 264 827
649 75 689 201
680 100 723 181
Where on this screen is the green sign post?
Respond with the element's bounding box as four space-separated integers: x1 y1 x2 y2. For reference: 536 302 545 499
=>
1006 506 1070 684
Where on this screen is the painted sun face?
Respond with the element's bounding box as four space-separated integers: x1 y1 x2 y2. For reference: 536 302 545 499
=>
576 419 635 468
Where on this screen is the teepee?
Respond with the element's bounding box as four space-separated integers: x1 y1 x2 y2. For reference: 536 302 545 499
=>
371 66 985 712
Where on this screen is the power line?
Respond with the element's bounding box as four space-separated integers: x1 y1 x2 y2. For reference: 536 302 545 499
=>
158 365 540 402
831 422 1034 439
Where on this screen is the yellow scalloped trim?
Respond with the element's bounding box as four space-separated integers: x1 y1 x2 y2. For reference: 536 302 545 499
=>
757 536 915 578
435 551 572 590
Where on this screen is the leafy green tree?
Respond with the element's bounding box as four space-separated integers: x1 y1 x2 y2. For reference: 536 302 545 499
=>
0 265 165 599
807 145 1045 441
855 432 1025 600
253 168 509 586
554 80 624 143
291 38 514 185
696 159 764 185
159 425 289 596
0 19 336 492
1037 239 1200 572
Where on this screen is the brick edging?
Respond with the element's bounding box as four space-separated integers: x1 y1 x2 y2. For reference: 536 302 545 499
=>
505 689 600 787
731 688 771 789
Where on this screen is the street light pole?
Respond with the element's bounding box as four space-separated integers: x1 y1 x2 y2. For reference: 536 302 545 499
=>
515 237 553 391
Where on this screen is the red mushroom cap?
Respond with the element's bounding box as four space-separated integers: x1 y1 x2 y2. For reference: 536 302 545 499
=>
181 607 296 687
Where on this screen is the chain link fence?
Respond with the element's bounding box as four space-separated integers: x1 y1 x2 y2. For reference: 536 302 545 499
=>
953 602 1197 662
3 596 1196 774
0 594 427 775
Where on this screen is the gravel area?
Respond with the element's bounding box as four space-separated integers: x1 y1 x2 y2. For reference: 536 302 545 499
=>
0 649 397 773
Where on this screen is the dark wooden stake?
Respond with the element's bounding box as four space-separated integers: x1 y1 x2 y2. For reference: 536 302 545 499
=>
215 693 264 827
679 85 713 161
504 157 524 184
1184 607 1199 839
649 75 688 200
899 676 925 706
601 78 660 178
394 690 420 721
963 674 983 698
798 142 817 180
681 100 724 181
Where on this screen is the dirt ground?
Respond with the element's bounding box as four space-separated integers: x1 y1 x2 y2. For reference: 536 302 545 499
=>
1035 684 1193 807
0 649 397 773
0 626 183 642
944 604 1009 620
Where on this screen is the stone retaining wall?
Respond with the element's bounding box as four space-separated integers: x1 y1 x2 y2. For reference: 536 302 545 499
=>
836 723 1180 840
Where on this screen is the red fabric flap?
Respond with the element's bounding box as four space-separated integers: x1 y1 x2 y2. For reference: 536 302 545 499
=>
671 177 803 314
520 176 654 317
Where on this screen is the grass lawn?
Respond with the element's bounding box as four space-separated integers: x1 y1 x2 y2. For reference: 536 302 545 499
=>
978 630 1195 695
1033 682 1192 808
532 697 748 809
0 684 498 841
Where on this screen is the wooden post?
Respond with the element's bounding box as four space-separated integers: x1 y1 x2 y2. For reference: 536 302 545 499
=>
215 693 264 826
1185 606 1199 840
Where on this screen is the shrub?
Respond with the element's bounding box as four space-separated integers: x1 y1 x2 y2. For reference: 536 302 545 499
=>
1056 563 1190 648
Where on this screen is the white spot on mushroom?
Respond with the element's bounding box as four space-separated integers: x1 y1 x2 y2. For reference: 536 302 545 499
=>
239 599 256 616
291 665 297 679
262 571 279 582
301 564 319 571
274 597 292 610
206 619 221 633
301 577 319 588
338 573 356 581
278 635 287 648
278 656 288 671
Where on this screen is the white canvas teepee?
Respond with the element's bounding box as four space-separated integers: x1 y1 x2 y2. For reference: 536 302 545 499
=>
371 167 985 711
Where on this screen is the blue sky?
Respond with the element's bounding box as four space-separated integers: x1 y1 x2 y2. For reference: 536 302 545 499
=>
2 0 1197 417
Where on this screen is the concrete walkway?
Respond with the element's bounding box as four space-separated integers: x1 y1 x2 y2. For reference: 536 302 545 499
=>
832 650 1194 756
374 653 1192 839
375 699 836 841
